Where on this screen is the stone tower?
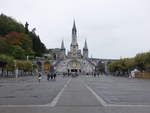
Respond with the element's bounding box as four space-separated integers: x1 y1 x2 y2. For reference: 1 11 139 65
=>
70 20 78 56
83 40 88 58
61 40 66 59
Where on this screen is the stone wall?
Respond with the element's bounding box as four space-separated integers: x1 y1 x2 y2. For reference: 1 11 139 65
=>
135 72 150 79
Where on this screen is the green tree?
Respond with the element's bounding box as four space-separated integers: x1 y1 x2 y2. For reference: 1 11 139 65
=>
0 54 14 77
23 61 32 72
29 32 46 56
11 46 26 59
0 14 25 36
25 22 29 34
134 52 150 71
0 37 8 54
98 62 105 73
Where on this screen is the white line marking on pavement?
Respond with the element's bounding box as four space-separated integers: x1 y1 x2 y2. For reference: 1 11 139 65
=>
82 80 107 106
49 78 72 107
81 79 150 108
1 78 150 108
0 78 72 108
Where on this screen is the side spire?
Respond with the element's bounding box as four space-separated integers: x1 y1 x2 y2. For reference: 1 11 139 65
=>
83 39 88 58
84 40 88 49
61 40 65 49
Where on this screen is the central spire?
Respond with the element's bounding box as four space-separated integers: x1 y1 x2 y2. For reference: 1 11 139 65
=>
68 20 82 58
70 20 79 56
71 19 78 46
72 20 77 34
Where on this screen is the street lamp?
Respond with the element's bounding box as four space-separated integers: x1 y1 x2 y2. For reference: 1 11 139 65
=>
32 64 34 76
14 60 18 78
27 55 29 61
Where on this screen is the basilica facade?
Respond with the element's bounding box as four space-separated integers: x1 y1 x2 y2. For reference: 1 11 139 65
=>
52 21 95 74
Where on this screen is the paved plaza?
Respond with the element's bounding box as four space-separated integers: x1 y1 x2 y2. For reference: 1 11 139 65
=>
0 75 150 113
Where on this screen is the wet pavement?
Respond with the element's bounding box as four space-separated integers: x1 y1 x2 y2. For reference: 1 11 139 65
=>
0 75 150 113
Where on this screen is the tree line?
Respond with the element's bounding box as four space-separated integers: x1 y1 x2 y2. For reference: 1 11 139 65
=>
108 52 150 76
0 54 38 77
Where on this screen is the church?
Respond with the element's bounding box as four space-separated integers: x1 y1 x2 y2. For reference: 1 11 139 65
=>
51 21 96 74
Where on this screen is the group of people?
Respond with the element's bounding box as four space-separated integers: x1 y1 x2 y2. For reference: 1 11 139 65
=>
38 72 57 82
47 72 57 81
63 72 79 78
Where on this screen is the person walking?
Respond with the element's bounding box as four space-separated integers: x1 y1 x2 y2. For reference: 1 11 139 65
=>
53 72 57 80
38 72 42 83
47 72 50 81
50 72 53 80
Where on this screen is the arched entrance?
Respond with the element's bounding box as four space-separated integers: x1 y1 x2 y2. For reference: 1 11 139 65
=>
67 60 81 74
44 61 51 72
37 62 42 72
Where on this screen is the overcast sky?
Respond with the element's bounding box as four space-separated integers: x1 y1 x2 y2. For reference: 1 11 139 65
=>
0 0 150 59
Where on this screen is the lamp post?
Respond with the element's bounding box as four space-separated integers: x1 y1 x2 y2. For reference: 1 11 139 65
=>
32 64 33 76
27 55 29 61
14 60 18 78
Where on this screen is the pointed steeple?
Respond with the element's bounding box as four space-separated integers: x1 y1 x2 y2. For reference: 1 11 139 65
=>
84 40 88 49
72 19 77 34
73 20 76 29
83 39 88 58
61 40 65 49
